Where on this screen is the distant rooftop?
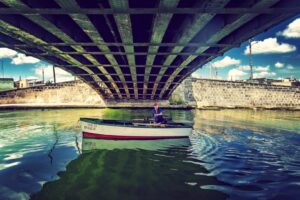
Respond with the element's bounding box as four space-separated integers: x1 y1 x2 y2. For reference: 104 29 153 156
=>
0 78 14 81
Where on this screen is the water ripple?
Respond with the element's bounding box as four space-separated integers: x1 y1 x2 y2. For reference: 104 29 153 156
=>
189 126 300 199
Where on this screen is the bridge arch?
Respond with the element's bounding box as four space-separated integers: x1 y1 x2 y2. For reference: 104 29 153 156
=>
0 0 298 100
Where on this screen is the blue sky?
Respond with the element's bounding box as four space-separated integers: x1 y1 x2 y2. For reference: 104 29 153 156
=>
192 14 300 80
0 14 300 82
0 51 73 82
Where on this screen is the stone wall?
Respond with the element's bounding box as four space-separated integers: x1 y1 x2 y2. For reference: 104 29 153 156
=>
0 81 105 108
192 79 300 110
1 78 299 110
0 81 170 108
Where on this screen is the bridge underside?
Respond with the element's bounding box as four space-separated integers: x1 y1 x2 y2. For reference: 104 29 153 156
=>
0 0 299 100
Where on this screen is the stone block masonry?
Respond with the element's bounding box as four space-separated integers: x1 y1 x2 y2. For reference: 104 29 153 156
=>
192 79 300 110
0 79 299 110
0 81 105 108
0 81 171 108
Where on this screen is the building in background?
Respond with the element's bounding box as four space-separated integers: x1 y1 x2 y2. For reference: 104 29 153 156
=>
0 78 14 91
245 78 279 85
244 76 300 87
271 77 300 87
15 78 44 89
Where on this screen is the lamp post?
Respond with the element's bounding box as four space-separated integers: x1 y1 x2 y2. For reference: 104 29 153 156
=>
248 38 259 80
249 39 253 80
53 65 56 84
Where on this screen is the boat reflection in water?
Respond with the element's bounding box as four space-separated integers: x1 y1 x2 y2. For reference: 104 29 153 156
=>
82 137 191 151
31 137 227 200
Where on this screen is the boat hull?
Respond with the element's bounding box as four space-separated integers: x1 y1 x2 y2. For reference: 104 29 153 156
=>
80 120 192 140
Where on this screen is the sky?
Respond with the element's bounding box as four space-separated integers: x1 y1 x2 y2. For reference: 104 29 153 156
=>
0 14 300 82
0 52 74 83
192 14 300 81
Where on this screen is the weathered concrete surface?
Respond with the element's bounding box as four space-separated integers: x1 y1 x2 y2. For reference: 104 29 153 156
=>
192 79 300 110
0 81 105 108
0 81 172 108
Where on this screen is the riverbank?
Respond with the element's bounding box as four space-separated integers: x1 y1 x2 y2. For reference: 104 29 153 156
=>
0 104 194 110
1 104 300 112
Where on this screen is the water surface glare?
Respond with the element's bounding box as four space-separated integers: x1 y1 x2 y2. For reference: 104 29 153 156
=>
0 109 300 200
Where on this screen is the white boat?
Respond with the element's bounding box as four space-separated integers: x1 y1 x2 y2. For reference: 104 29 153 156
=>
80 118 193 140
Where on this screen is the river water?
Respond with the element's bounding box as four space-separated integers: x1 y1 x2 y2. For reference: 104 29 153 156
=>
0 109 300 200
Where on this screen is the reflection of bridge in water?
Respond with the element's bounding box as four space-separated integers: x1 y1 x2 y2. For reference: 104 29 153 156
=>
0 0 299 100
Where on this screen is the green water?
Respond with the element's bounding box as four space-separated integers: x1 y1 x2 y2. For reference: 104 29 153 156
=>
0 109 300 200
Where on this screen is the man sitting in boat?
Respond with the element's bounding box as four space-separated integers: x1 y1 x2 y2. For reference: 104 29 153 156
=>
152 102 165 124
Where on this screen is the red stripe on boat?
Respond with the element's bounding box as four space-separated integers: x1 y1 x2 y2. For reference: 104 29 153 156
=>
82 132 188 140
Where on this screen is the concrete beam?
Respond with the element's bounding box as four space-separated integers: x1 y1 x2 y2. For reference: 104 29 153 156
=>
2 0 119 98
58 64 192 68
0 0 297 100
151 0 231 99
159 0 283 99
0 29 111 98
0 28 112 99
143 0 179 99
109 0 138 99
29 51 220 56
86 80 181 85
0 8 299 15
0 18 111 98
54 0 130 99
10 42 238 48
77 73 169 77
165 10 298 99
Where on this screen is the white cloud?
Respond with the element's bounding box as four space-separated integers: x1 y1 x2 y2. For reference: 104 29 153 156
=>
238 65 269 72
212 56 241 68
287 64 294 70
232 64 274 80
191 71 201 79
238 65 250 71
227 68 247 80
279 18 300 38
0 48 40 65
254 65 269 72
275 62 284 68
0 48 17 59
35 65 74 83
11 53 40 65
244 37 296 54
253 71 276 79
